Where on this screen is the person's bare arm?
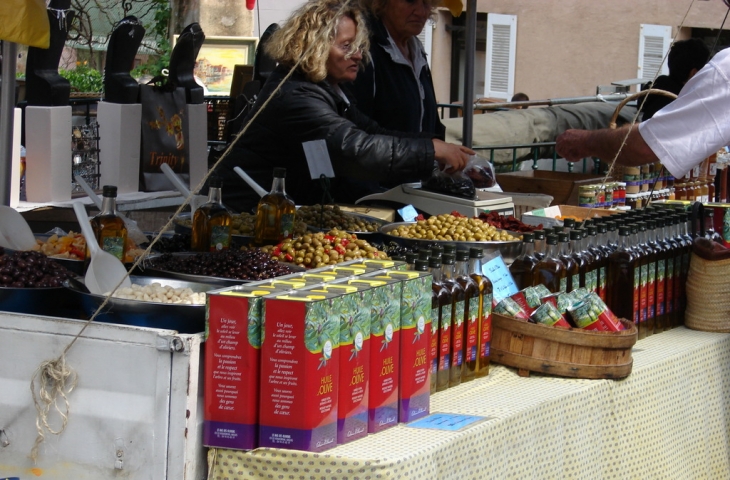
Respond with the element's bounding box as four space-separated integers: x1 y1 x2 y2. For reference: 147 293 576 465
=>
432 139 474 172
556 125 659 166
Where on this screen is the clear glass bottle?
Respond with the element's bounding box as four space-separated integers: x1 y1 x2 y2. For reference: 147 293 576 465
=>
469 248 493 378
192 177 233 252
558 232 579 293
531 233 567 293
509 232 538 290
91 185 128 261
533 229 546 260
455 250 479 383
254 167 297 246
586 225 608 301
442 253 465 387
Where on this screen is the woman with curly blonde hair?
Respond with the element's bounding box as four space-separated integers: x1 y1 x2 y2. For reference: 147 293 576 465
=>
213 0 472 213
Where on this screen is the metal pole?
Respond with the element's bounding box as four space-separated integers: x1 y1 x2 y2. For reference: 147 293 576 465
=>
0 41 18 206
462 0 477 148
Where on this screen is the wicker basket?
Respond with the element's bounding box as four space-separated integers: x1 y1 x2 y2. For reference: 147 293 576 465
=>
685 252 730 332
607 88 678 183
491 313 637 379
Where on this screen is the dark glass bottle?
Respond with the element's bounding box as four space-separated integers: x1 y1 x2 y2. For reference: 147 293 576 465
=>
659 216 679 329
455 250 479 382
509 232 538 290
676 213 693 326
429 257 451 393
442 253 465 387
704 209 722 243
254 168 296 246
558 232 579 292
533 229 546 260
469 248 493 378
648 218 668 334
607 226 640 329
91 185 128 261
569 229 587 291
638 222 658 337
574 228 596 292
531 234 567 293
586 225 608 301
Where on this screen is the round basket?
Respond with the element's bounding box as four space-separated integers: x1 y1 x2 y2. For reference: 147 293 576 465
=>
685 253 730 332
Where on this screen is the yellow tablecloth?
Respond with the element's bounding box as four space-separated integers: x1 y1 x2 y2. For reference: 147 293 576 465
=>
208 327 730 479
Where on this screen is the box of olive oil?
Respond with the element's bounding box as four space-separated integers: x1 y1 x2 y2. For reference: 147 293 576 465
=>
374 271 432 423
259 291 341 452
344 258 408 272
204 285 285 450
308 283 372 444
341 276 402 433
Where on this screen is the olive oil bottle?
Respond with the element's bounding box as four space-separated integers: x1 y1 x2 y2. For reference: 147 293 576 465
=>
91 185 127 261
254 167 296 246
531 234 567 293
455 250 479 382
509 232 538 290
191 177 233 252
557 232 579 292
607 226 640 329
441 253 465 387
429 257 452 392
468 248 493 378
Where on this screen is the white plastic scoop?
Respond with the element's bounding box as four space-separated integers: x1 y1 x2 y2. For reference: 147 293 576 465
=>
0 205 39 251
160 163 206 213
74 175 149 246
233 166 268 198
72 202 131 295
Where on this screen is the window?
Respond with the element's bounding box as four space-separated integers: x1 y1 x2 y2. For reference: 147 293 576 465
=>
416 19 435 68
485 13 516 100
638 24 671 82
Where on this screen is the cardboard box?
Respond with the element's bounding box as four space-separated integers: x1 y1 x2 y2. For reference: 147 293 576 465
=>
380 270 432 423
259 291 341 452
521 205 617 228
309 283 372 444
495 170 605 205
347 276 402 433
204 286 277 450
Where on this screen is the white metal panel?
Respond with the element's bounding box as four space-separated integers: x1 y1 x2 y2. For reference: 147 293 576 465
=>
485 13 517 100
0 313 205 479
638 24 671 82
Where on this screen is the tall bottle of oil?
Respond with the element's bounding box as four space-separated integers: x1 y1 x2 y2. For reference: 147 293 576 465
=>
675 212 693 326
509 232 538 289
626 222 648 338
647 218 668 334
429 257 452 392
191 177 233 252
657 216 678 329
574 228 596 292
557 232 579 292
638 222 657 337
562 218 576 235
441 253 465 387
533 229 546 260
531 234 567 293
469 248 493 378
569 230 587 291
605 220 619 251
704 209 722 243
91 185 128 261
254 167 296 246
455 249 480 382
607 226 640 329
586 225 608 301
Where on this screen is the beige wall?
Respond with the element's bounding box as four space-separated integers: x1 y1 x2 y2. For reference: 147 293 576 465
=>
432 0 730 103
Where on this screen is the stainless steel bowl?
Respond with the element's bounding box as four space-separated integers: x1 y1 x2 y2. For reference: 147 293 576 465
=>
379 222 522 264
63 275 216 333
304 211 387 243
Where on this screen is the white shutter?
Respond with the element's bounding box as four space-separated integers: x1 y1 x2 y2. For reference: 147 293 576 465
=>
638 24 671 82
485 14 516 100
417 19 434 68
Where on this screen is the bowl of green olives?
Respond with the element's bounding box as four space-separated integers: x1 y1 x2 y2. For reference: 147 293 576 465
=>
297 204 386 242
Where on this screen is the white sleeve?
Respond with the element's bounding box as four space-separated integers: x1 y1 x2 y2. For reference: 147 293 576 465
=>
639 48 730 179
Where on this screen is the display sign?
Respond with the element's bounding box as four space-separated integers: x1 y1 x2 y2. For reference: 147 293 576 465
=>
482 255 518 301
405 413 489 432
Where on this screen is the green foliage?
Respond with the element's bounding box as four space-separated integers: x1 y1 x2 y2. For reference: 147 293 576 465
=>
59 64 103 93
132 0 172 78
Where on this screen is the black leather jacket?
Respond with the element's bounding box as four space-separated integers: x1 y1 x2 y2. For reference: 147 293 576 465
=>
214 66 436 213
349 14 445 139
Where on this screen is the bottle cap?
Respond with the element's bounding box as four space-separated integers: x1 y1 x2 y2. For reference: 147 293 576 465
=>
569 230 581 240
273 167 287 178
102 185 117 197
405 252 418 264
533 229 545 240
428 257 442 268
456 250 469 262
443 244 457 254
469 247 483 258
618 226 630 236
545 233 558 245
442 253 455 265
414 259 429 271
209 176 223 188
558 232 569 242
521 232 534 243
562 218 576 228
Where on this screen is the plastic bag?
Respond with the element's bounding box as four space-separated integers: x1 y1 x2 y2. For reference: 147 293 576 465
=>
463 154 497 188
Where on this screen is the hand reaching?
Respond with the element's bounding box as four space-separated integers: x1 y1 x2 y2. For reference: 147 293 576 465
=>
433 139 474 173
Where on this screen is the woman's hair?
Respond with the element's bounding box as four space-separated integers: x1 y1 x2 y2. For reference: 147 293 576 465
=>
265 0 370 83
360 0 441 19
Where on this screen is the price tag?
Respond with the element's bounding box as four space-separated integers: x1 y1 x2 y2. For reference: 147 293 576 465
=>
398 204 418 222
302 140 335 179
405 413 489 432
482 255 518 302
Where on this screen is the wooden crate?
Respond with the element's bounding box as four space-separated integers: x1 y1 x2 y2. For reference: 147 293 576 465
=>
491 313 637 379
496 170 605 206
